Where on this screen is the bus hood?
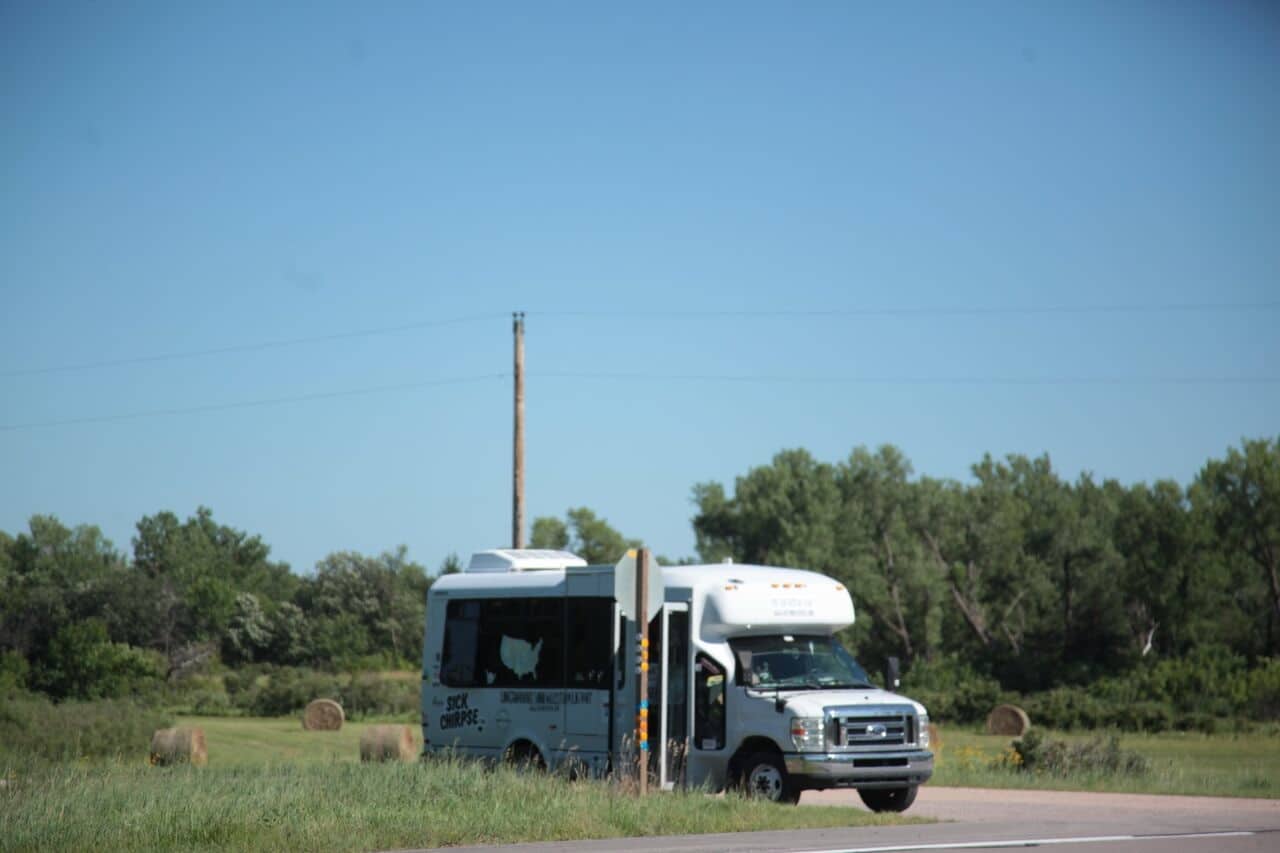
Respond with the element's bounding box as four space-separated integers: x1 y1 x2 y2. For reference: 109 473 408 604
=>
771 688 927 717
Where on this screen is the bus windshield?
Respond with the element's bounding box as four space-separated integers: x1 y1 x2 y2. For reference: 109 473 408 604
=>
730 634 874 690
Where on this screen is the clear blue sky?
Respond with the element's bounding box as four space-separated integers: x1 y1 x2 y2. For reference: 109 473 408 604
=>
3 1 1277 573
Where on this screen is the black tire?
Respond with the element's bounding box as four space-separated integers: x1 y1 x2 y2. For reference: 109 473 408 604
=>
734 751 800 805
858 785 918 813
559 755 586 782
503 742 546 773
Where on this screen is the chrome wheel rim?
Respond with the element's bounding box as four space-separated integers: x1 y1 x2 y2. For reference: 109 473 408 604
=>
748 763 783 800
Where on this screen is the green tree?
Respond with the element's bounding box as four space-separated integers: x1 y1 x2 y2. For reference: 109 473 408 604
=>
1111 480 1203 658
265 602 308 665
993 457 1128 686
35 620 163 700
913 459 1043 665
833 446 942 666
0 516 127 664
529 517 570 550
690 481 735 564
223 592 272 665
693 449 840 569
133 507 296 599
437 552 464 575
530 508 640 564
1192 438 1280 655
131 507 295 653
1057 473 1129 677
566 508 641 564
297 547 429 667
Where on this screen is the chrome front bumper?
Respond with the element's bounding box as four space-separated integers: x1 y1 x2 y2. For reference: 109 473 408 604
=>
784 750 934 789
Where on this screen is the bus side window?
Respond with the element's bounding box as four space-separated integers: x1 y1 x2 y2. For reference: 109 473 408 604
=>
475 598 565 687
566 598 612 688
615 613 626 689
694 654 725 751
442 600 480 686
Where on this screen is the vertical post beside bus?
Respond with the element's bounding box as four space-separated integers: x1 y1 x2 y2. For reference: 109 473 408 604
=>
636 547 650 795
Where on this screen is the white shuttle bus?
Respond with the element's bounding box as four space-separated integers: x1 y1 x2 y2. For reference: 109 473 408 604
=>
420 549 933 811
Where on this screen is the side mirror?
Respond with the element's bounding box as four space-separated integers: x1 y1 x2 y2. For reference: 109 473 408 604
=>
885 656 901 690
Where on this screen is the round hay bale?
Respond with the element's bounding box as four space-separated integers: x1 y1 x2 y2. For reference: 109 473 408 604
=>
986 703 1031 736
359 725 416 763
927 722 941 754
303 698 345 731
150 727 207 767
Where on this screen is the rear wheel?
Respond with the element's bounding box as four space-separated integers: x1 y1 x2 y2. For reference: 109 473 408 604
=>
735 752 800 805
503 742 546 773
858 785 918 812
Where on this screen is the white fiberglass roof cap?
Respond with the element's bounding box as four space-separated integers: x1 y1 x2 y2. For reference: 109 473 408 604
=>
466 549 588 573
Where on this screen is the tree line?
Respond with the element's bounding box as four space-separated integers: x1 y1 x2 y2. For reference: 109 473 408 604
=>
0 508 433 699
691 437 1279 692
2 437 1276 704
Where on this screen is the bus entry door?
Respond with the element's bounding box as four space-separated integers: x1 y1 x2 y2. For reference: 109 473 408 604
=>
651 603 690 790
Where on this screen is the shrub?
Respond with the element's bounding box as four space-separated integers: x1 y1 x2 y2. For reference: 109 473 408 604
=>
0 650 29 690
1022 686 1105 731
246 668 343 717
0 689 172 762
904 655 1006 724
177 687 236 716
1014 650 1280 731
1100 700 1173 733
1245 658 1280 720
340 673 418 718
1173 712 1218 734
1003 729 1149 777
222 667 261 703
209 666 418 719
32 621 165 701
1130 646 1250 714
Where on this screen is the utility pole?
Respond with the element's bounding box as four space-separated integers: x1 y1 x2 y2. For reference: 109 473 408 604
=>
512 311 526 549
636 547 650 795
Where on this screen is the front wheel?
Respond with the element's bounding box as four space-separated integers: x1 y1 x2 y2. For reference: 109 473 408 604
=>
858 785 918 813
736 752 800 805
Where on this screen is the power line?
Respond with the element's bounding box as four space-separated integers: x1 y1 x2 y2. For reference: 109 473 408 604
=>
530 300 1280 319
4 369 1275 432
0 374 505 432
535 371 1280 386
4 300 1276 379
0 312 507 378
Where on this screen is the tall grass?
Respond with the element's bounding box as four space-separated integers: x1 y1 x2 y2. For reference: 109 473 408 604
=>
932 727 1280 798
0 690 171 762
0 756 911 852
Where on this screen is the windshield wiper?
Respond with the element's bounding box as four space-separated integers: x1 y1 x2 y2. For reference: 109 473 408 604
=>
777 678 835 691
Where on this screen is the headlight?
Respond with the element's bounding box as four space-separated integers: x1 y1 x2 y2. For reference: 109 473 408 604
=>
918 714 931 748
790 717 825 752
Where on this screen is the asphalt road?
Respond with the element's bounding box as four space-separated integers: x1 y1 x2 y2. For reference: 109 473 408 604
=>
397 787 1280 853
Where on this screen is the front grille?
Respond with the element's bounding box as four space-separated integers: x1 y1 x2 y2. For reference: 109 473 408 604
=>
835 712 912 748
852 757 909 768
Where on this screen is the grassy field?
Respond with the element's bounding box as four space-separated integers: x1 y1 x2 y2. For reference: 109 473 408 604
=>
931 726 1280 798
0 716 915 852
175 715 412 766
182 715 1280 800
0 762 911 852
7 715 1278 852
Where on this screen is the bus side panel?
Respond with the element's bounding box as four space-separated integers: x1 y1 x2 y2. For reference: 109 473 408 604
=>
426 594 502 759
562 595 615 763
421 593 447 750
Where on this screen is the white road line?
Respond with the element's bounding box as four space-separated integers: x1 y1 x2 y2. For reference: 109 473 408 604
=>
794 830 1257 853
